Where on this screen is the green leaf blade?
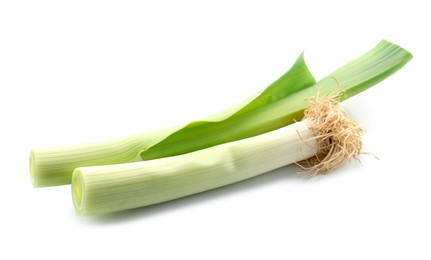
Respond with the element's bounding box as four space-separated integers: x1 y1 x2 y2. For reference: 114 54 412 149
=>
142 40 412 160
141 53 316 160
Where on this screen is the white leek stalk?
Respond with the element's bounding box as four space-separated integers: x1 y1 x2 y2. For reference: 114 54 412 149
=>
72 122 316 215
72 95 362 215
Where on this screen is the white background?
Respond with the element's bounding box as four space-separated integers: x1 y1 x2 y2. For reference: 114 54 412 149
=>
1 1 429 259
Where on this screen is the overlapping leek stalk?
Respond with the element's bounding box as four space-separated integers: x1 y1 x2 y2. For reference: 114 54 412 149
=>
73 122 316 215
72 93 363 215
30 40 412 187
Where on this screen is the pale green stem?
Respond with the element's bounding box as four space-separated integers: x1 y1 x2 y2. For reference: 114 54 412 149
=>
72 122 316 215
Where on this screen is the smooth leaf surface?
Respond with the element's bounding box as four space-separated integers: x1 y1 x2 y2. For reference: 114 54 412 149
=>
141 40 412 160
141 54 316 159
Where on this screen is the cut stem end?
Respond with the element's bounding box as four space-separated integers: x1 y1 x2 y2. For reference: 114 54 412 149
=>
72 169 85 215
29 150 37 187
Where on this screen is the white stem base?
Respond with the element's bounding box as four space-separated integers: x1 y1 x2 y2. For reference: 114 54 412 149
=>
72 122 317 215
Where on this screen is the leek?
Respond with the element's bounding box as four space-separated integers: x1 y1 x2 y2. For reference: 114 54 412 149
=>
72 122 316 215
72 94 363 215
30 40 412 187
30 53 315 187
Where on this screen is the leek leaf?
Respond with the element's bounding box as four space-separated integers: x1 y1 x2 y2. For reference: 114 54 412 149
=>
141 40 412 160
141 53 316 159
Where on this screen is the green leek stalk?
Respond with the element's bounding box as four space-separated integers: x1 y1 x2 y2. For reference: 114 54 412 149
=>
30 40 412 187
30 54 315 187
